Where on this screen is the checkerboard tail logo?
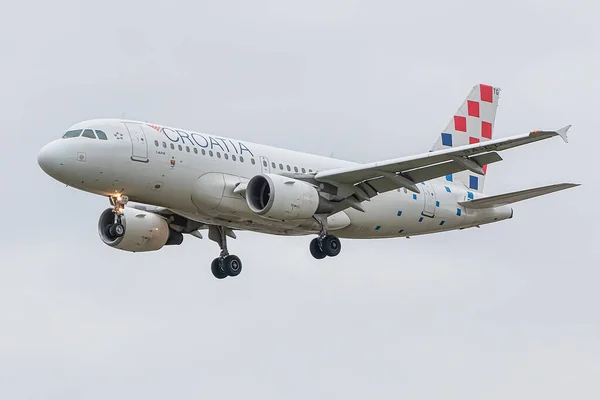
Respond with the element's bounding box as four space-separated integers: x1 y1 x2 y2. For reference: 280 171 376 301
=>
430 84 500 193
147 124 162 132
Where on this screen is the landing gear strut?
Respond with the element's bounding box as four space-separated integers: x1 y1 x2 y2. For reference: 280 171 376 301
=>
106 194 128 238
309 215 342 259
209 226 243 279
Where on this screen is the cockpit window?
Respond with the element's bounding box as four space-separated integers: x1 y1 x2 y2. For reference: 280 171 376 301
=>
81 129 96 139
62 129 82 138
95 130 108 140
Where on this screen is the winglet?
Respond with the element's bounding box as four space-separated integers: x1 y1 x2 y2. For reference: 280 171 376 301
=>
531 124 571 143
556 125 571 143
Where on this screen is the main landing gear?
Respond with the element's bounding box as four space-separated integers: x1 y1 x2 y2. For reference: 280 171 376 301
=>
309 215 342 259
106 194 128 239
309 235 342 259
208 226 242 279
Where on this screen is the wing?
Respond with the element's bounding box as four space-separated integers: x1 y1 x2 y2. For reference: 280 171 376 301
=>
313 126 571 210
130 204 240 240
130 204 209 238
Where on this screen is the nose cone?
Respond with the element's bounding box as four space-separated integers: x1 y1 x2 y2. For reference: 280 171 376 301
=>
37 141 63 179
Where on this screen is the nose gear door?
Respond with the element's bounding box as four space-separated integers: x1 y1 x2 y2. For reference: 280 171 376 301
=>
124 123 149 163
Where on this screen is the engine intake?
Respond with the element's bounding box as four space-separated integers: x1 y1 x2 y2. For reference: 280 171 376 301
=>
246 173 333 220
98 207 183 252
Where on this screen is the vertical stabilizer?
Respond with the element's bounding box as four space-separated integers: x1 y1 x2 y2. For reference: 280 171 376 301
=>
431 84 501 192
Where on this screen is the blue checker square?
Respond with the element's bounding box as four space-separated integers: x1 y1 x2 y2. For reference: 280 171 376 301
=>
445 186 451 193
456 208 462 216
439 220 445 226
397 211 403 216
418 217 424 222
467 191 474 200
469 175 479 190
398 229 404 233
413 194 417 200
375 225 381 231
441 133 453 146
446 174 453 182
436 201 440 207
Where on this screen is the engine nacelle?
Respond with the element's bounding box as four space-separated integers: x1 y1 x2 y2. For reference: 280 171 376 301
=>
246 173 333 220
98 207 183 252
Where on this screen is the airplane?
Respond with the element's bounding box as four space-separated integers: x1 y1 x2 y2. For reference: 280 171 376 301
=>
37 84 579 279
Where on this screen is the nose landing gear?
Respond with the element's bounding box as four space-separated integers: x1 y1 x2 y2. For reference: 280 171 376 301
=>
106 194 128 238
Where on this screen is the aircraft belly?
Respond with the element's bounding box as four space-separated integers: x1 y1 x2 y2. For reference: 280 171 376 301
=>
335 186 475 238
336 190 428 238
171 208 322 236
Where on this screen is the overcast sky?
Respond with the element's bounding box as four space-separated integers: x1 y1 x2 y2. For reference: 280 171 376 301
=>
1 0 598 399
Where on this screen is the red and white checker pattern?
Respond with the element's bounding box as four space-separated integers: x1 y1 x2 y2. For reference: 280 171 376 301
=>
446 84 497 147
430 84 500 192
147 124 162 132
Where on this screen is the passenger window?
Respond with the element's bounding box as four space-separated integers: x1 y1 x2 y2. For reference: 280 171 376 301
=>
170 144 175 150
279 163 283 170
194 148 198 154
186 146 190 153
263 160 268 167
224 153 229 160
209 150 213 157
301 168 306 173
217 152 221 158
287 165 291 171
62 130 82 138
95 130 108 140
271 162 276 169
294 166 298 172
162 142 167 148
232 155 236 161
82 129 96 139
202 149 206 155
154 140 159 147
251 158 255 165
240 156 244 163
178 145 182 151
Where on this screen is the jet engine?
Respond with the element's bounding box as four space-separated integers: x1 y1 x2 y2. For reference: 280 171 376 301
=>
246 173 334 220
98 207 183 252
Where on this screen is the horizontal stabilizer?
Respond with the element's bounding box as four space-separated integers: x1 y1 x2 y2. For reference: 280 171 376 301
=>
458 183 580 209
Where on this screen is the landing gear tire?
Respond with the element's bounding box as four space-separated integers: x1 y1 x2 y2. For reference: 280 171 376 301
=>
223 255 242 277
310 238 327 259
211 258 228 279
109 223 125 238
322 235 341 257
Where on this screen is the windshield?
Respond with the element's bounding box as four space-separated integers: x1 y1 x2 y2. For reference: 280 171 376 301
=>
61 128 109 140
62 129 82 138
81 129 96 139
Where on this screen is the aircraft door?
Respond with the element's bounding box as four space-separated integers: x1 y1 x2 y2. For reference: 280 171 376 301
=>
259 156 270 174
421 182 436 218
124 122 149 163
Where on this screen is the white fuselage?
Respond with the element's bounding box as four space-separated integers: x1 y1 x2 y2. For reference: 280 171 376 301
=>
37 119 513 238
